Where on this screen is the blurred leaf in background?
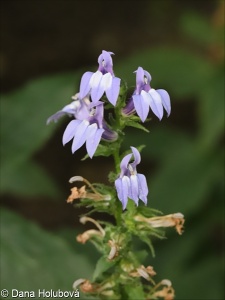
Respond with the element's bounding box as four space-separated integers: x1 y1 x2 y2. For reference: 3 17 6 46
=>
0 73 81 197
0 208 95 293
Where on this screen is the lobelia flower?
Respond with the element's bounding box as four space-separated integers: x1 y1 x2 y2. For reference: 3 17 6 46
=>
79 50 121 106
47 94 118 158
122 66 171 122
115 146 148 210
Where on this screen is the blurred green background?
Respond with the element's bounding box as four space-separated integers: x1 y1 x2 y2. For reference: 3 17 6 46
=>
0 0 224 299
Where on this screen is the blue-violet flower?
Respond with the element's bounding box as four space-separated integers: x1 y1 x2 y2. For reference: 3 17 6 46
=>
115 147 148 210
122 67 171 122
79 50 121 106
47 94 118 158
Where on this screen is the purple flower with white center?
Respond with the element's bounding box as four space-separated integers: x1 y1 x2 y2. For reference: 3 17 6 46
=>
122 67 171 122
79 50 121 106
47 94 118 158
115 147 148 210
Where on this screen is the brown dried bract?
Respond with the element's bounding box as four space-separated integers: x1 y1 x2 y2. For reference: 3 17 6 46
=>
80 280 97 293
152 279 175 300
130 265 156 282
134 213 185 235
107 240 119 260
76 229 103 244
67 186 86 203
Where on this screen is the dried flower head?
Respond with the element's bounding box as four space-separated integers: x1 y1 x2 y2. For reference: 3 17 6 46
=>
107 239 119 260
67 176 111 203
76 216 105 244
130 265 156 283
76 229 103 244
153 279 175 300
134 213 185 235
67 186 86 203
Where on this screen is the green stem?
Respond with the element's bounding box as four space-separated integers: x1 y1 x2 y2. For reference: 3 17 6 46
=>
111 95 127 226
113 148 121 174
113 146 122 226
115 197 122 226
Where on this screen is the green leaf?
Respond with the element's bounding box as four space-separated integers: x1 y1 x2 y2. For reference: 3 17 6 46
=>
137 206 163 216
0 208 94 292
123 282 146 300
135 249 149 262
108 171 117 183
81 143 114 161
138 234 155 258
125 120 149 133
92 256 116 281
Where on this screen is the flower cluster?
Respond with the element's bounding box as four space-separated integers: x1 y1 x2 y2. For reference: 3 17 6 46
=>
47 50 183 300
47 94 117 158
47 50 171 209
47 50 171 158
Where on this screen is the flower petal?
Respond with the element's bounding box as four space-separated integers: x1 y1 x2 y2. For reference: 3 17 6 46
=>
156 89 171 116
129 175 139 205
102 121 118 141
143 70 152 84
47 111 70 124
62 100 81 112
47 101 80 124
101 50 114 67
90 102 104 128
62 120 81 145
135 67 145 89
101 73 112 90
133 92 150 122
106 76 120 106
120 153 133 177
89 71 103 88
90 71 105 102
86 124 104 158
148 89 163 120
137 173 148 205
130 146 141 168
115 176 130 210
122 97 135 116
79 72 93 99
98 50 114 74
71 120 89 153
